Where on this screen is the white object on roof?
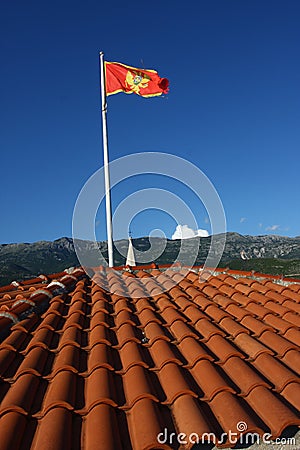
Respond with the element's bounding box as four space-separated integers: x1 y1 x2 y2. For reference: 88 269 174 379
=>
126 237 136 267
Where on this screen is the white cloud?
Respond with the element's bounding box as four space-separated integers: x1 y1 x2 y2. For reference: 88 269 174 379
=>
266 224 280 231
258 223 263 228
172 224 209 240
240 217 246 223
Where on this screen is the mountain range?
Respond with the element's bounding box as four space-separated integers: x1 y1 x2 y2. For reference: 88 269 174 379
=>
1 233 300 286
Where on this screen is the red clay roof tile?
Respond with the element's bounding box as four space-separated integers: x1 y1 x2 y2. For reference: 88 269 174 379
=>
263 313 296 334
170 395 211 445
287 283 300 293
240 315 273 336
27 328 54 352
281 328 300 346
264 300 290 315
282 299 300 314
225 303 253 321
0 348 18 377
149 339 183 369
204 334 245 363
203 304 229 322
218 316 250 338
194 318 225 340
86 367 118 409
193 294 215 310
169 320 199 342
122 365 159 408
245 302 270 318
278 348 300 373
280 382 300 411
208 390 262 437
243 385 300 436
0 411 27 450
213 294 235 309
0 372 40 415
157 362 197 404
15 346 50 378
84 403 123 450
126 398 169 450
220 356 270 395
251 353 299 391
1 329 29 351
42 370 77 413
144 322 170 344
160 307 186 326
137 308 161 327
51 345 80 376
119 341 149 373
177 336 213 367
234 282 254 295
259 330 298 356
283 311 300 327
233 333 274 359
31 407 73 450
281 288 300 302
87 343 115 373
190 359 235 400
0 265 299 449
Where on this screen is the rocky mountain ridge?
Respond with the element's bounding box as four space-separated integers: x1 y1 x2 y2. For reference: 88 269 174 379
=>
0 233 300 285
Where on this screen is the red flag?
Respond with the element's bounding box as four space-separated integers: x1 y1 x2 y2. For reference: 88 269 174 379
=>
105 61 169 98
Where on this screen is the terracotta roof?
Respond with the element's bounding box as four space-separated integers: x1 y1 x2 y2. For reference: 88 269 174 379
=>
0 265 299 449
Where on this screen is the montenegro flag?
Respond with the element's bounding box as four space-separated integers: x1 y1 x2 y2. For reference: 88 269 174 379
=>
105 61 169 98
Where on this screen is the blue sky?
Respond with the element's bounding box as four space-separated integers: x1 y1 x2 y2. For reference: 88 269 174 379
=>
1 0 299 243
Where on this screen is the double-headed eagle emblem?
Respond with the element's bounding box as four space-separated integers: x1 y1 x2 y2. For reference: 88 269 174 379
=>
125 70 150 94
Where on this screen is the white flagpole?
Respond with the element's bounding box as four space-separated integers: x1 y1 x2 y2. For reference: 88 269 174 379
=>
99 51 114 267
